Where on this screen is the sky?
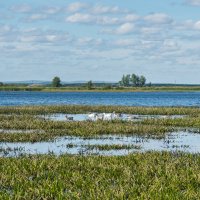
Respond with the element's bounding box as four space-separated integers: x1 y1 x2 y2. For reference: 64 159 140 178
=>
0 0 200 83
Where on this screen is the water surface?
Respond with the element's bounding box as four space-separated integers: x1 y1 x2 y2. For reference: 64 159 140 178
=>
1 131 200 157
1 91 200 106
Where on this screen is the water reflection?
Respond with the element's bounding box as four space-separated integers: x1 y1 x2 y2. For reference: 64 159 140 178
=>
1 131 200 157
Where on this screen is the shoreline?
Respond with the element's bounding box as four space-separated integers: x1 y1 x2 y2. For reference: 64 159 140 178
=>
1 87 200 92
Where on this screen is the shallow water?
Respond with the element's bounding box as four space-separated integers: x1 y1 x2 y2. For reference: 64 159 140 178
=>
1 131 200 157
1 91 200 106
42 113 185 122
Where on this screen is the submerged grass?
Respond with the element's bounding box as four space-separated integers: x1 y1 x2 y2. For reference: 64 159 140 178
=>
1 152 200 199
1 105 200 142
0 121 170 142
86 144 141 150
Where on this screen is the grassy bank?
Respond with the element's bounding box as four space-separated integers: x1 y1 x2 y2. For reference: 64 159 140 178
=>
1 152 200 199
1 85 200 92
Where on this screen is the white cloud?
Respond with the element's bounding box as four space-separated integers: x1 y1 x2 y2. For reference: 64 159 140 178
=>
67 2 88 12
26 14 48 21
186 0 200 6
124 14 140 22
163 40 179 50
66 13 121 25
91 5 121 14
96 16 120 25
0 25 13 33
10 4 32 13
141 27 161 34
194 21 200 29
116 23 135 34
144 13 173 24
177 20 200 31
113 39 136 47
66 13 93 23
76 37 103 46
43 6 61 14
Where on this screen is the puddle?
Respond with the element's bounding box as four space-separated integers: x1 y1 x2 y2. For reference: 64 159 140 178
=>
40 113 186 122
41 114 87 121
1 131 200 157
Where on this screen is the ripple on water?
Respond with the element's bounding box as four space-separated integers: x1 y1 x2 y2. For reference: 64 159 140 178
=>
1 131 200 157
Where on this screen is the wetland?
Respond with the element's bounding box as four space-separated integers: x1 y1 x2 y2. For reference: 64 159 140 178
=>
1 103 200 199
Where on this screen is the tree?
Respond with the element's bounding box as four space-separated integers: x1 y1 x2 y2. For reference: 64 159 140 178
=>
125 74 131 86
121 75 126 86
131 74 140 86
148 82 152 87
120 74 131 86
52 76 61 87
87 80 93 90
0 82 3 86
119 73 147 87
139 75 146 87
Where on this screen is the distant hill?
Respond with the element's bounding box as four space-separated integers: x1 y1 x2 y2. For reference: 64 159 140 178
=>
4 80 51 85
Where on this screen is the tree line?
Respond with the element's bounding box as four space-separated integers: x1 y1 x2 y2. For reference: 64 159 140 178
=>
119 74 146 87
51 75 146 88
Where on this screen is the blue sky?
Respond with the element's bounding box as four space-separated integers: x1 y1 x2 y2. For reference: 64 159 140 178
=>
0 0 200 83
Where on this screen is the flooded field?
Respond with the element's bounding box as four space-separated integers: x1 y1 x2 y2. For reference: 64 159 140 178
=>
1 105 200 199
42 113 186 122
1 131 200 157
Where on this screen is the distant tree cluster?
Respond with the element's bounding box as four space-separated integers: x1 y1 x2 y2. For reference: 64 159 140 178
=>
0 82 3 86
119 74 146 87
86 80 93 90
52 77 62 87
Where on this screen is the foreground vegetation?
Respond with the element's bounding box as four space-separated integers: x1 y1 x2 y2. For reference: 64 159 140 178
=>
1 152 200 199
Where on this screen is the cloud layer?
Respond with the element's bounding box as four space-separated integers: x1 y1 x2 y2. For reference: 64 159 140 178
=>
0 1 200 83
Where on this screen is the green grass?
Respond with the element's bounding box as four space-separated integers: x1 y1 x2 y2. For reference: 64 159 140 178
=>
0 105 199 115
1 152 200 199
0 120 170 142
